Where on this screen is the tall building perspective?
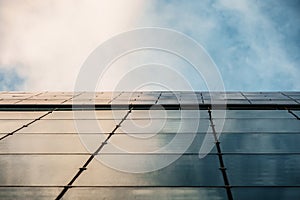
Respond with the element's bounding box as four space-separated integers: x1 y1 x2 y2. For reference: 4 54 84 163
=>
0 91 300 200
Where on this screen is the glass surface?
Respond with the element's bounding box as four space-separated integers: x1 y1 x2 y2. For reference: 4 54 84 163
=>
0 120 32 133
129 110 208 119
0 187 61 200
109 100 131 104
245 95 289 100
157 99 180 104
291 110 300 118
0 134 99 153
16 99 65 104
74 155 223 186
43 110 127 119
286 95 300 100
116 119 210 134
219 133 300 153
243 92 283 97
224 155 300 186
231 187 300 200
270 100 299 104
29 94 73 99
64 187 227 200
250 100 297 104
212 110 294 119
63 100 92 104
204 100 250 104
102 133 216 154
0 134 7 140
0 92 38 99
18 119 119 134
0 99 20 104
179 100 203 104
129 100 157 104
0 111 47 119
0 155 87 185
64 100 112 104
217 118 300 133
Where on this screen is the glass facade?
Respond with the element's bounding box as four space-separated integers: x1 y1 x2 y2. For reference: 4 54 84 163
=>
0 91 299 200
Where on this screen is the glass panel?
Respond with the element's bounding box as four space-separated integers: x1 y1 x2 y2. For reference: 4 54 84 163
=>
291 110 300 118
63 100 93 104
116 119 210 134
216 119 300 133
270 100 298 104
232 187 300 200
74 155 223 186
30 94 73 99
0 111 47 119
179 100 203 104
220 133 300 153
102 133 216 154
0 92 38 99
204 100 250 104
0 134 6 137
43 110 127 120
0 120 31 133
0 134 99 153
212 110 294 119
64 187 227 200
250 100 297 104
157 99 180 104
65 100 111 104
129 100 157 104
109 100 131 104
0 99 20 104
18 120 118 134
0 187 61 200
16 99 65 104
224 155 300 186
286 95 300 100
0 155 87 185
129 110 208 119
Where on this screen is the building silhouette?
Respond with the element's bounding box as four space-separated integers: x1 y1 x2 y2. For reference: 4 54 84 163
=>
0 91 300 199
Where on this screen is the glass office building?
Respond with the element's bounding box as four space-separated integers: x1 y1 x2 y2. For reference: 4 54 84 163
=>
0 91 299 200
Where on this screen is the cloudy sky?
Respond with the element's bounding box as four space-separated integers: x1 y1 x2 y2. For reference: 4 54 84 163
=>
0 0 299 91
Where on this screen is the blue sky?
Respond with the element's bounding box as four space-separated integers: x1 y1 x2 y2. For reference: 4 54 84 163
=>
0 0 299 91
141 0 300 91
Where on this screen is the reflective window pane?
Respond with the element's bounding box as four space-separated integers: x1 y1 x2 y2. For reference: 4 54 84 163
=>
220 133 300 153
74 155 223 186
18 120 118 133
16 99 65 104
130 110 208 119
225 155 300 186
0 155 87 185
212 110 294 119
64 187 227 200
232 187 300 200
216 119 300 133
117 119 210 134
0 111 47 119
44 110 127 119
0 134 98 153
0 187 61 200
0 120 31 133
102 133 216 154
291 110 300 118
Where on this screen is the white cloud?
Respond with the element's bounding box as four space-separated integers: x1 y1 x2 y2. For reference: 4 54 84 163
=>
0 0 147 90
140 0 300 90
1 0 299 91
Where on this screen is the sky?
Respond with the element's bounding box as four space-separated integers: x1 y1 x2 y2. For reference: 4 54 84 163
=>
0 0 299 91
